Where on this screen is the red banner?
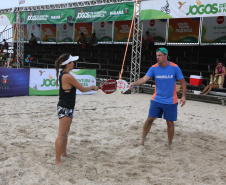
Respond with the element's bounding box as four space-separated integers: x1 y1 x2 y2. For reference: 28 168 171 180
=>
114 20 133 42
41 24 57 42
168 18 200 43
74 23 92 42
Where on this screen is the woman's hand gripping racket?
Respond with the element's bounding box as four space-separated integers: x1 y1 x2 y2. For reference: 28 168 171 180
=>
99 79 117 94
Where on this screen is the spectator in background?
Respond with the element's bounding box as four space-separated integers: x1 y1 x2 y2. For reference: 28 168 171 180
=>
1 39 8 52
29 33 37 46
144 31 155 51
77 32 87 48
0 51 8 67
210 62 225 88
89 33 98 47
7 51 17 68
7 55 17 68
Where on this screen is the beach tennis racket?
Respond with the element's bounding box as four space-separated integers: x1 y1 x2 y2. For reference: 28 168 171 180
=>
99 79 117 94
116 79 129 94
116 79 137 94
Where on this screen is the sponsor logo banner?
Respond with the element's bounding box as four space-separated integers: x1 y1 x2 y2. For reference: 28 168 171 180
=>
41 24 57 42
114 20 133 42
27 24 41 41
21 9 74 24
29 69 96 96
141 0 226 20
0 68 29 97
74 23 92 42
93 21 113 42
74 3 133 23
168 18 200 43
21 3 133 24
143 19 167 43
57 23 74 42
201 16 226 43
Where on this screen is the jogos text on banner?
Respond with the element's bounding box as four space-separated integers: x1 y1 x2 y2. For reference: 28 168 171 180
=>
20 3 134 24
141 0 226 20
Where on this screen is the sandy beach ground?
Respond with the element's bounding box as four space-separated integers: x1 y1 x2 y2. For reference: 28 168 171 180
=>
0 91 226 185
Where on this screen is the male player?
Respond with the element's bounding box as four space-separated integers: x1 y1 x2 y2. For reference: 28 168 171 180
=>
128 48 186 150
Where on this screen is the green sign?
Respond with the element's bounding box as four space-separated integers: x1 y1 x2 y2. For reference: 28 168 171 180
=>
21 2 134 24
21 9 74 24
73 2 134 23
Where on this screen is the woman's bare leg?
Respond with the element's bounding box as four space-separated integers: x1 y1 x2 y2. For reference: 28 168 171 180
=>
205 84 219 95
61 129 70 157
55 116 72 165
201 85 210 94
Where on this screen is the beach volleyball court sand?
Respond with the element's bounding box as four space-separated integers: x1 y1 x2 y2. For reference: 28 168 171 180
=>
0 91 226 184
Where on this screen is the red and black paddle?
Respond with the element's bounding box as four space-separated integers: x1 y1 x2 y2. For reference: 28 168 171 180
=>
99 79 117 94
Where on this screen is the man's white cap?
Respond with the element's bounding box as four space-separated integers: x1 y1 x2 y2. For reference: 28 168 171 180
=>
61 55 79 66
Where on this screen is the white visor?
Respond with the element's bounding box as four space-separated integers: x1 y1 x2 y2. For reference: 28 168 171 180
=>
61 55 79 65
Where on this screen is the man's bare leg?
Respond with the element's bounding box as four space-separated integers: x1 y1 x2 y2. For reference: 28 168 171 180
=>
140 117 155 145
166 120 174 150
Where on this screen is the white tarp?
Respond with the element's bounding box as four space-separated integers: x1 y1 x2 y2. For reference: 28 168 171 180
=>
0 14 13 26
141 0 226 20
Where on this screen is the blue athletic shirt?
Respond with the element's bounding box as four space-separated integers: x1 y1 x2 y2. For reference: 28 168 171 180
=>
146 61 184 104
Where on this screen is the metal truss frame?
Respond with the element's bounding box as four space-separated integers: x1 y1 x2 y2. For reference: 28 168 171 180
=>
11 0 134 12
16 11 24 68
130 1 142 93
0 1 133 13
0 8 13 14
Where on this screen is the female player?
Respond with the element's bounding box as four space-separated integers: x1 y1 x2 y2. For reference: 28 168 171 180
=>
55 53 98 165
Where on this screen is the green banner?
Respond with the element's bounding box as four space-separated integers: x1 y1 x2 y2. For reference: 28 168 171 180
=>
21 9 74 24
73 2 134 23
21 2 134 24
